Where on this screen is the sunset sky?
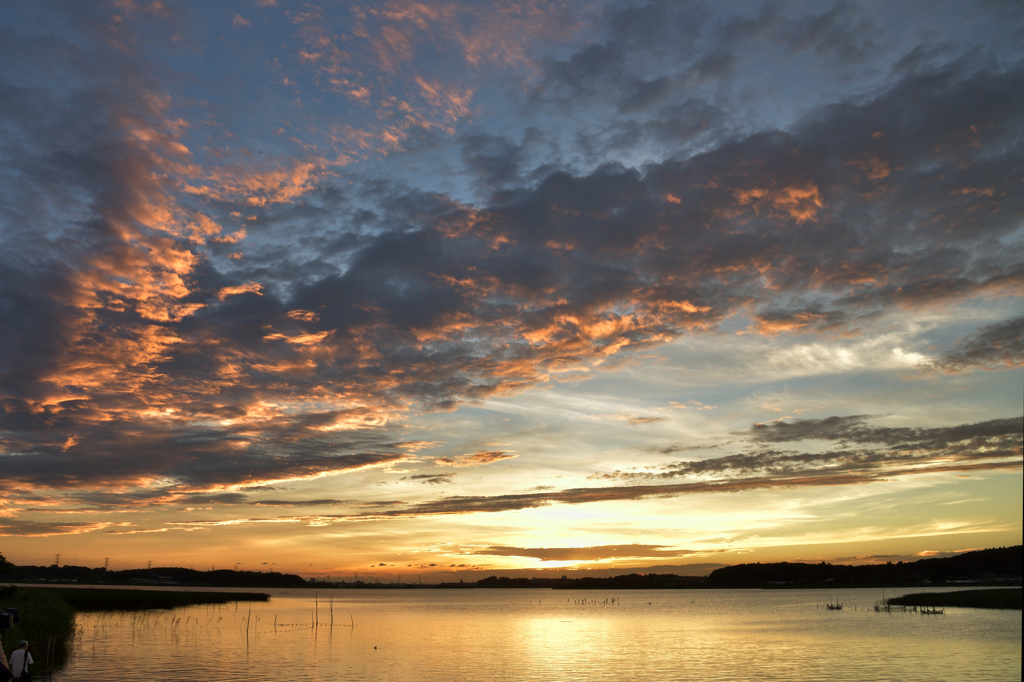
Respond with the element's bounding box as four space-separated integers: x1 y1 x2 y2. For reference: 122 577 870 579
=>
1 0 1021 580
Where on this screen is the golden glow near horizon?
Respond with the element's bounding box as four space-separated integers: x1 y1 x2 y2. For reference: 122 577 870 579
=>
0 0 1021 579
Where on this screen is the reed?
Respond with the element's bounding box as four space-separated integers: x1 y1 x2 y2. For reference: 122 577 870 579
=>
0 585 76 667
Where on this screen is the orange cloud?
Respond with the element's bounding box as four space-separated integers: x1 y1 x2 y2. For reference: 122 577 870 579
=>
735 183 823 223
217 282 263 299
210 227 247 244
263 330 332 346
847 157 891 180
435 451 518 467
184 160 323 207
287 309 320 322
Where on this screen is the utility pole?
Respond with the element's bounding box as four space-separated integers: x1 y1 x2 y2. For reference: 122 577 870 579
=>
55 554 60 567
147 560 152 571
105 558 109 570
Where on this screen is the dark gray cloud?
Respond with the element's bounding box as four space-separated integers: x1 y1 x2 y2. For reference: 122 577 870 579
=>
935 316 1024 372
716 0 882 63
628 416 668 424
586 415 1023 483
461 133 524 190
533 0 709 110
405 474 457 485
746 415 1022 447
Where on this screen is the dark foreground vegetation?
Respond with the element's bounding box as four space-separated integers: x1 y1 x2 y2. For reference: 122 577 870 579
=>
0 585 76 665
0 583 269 671
889 588 1021 610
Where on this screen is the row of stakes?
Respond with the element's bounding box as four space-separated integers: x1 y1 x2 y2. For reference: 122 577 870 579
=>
244 594 356 640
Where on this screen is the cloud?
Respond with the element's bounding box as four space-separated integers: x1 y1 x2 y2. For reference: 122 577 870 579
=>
217 282 264 299
628 416 669 424
4 54 1022 497
324 414 1019 520
251 499 354 507
0 2 1021 522
745 415 1022 448
329 457 1021 521
14 411 1017 531
473 544 709 561
461 133 524 189
434 451 517 467
934 316 1024 373
242 413 1014 522
580 415 1022 487
405 474 457 484
0 520 126 537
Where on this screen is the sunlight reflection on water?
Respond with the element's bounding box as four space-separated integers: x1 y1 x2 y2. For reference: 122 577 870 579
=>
50 587 1020 681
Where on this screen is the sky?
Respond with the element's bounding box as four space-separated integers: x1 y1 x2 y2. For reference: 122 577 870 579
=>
0 0 1021 581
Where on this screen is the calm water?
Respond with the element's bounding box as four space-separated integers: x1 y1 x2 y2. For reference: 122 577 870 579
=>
43 587 1022 681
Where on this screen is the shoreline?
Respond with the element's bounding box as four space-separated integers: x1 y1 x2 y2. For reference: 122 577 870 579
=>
888 588 1022 610
7 580 1020 591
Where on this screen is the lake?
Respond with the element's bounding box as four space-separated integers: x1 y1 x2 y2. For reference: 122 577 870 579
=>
43 587 1023 680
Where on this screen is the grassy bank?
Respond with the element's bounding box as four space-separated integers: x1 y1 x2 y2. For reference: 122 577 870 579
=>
0 586 270 669
888 588 1021 610
0 586 77 666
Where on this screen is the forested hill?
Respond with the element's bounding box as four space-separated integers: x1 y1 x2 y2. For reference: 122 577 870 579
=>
707 546 1021 587
2 562 306 588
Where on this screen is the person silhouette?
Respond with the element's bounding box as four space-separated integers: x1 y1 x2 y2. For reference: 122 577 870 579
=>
8 641 31 681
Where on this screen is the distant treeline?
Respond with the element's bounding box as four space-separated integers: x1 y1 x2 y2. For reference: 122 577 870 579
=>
3 563 306 589
477 574 706 589
3 545 1019 591
705 546 1022 587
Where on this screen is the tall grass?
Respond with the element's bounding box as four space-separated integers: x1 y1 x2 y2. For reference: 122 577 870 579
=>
0 586 269 669
0 586 76 666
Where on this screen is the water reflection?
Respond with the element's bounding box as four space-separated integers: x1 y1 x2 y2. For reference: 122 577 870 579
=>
51 588 1020 681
